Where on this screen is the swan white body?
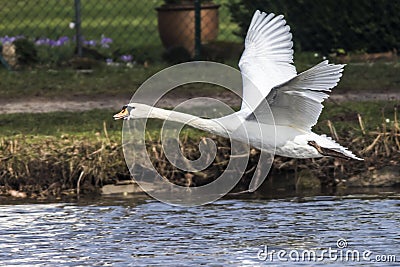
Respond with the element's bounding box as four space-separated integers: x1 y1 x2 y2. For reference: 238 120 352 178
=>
114 10 362 161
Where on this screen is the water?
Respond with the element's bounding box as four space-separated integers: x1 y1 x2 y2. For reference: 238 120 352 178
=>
0 190 399 266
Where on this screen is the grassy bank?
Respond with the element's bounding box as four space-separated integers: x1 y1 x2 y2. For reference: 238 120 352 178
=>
0 100 399 199
0 61 399 100
0 65 166 99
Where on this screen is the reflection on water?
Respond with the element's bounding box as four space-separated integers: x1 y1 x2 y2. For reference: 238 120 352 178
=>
0 188 399 266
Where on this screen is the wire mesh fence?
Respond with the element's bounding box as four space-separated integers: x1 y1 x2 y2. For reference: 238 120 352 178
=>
0 0 399 68
0 0 240 67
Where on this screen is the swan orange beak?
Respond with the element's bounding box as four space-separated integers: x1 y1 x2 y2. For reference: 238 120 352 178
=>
113 107 129 120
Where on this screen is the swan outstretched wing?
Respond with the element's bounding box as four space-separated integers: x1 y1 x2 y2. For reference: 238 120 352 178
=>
239 10 297 112
248 61 345 130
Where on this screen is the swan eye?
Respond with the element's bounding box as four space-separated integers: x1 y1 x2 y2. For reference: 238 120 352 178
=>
123 105 135 110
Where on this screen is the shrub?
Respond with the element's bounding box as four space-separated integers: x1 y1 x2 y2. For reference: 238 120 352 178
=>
13 38 38 65
228 0 400 54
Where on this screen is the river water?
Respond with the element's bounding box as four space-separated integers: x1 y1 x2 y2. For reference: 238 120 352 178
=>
0 189 399 266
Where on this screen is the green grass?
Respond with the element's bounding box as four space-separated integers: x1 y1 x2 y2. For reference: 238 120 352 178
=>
0 61 399 100
0 108 210 142
0 100 397 140
0 109 119 137
294 53 400 91
316 101 398 136
338 62 400 91
0 64 234 99
0 64 168 99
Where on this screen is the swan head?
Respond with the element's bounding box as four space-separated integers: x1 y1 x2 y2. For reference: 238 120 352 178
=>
113 103 152 120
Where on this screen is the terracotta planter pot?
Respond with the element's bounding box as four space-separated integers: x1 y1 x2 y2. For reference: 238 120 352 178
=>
156 2 220 56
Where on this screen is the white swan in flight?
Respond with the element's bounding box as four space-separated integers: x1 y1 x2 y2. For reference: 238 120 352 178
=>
114 10 362 161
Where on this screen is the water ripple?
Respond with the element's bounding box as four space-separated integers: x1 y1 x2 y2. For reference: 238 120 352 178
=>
0 195 398 266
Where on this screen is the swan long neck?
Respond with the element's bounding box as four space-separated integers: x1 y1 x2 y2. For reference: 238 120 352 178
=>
147 106 226 136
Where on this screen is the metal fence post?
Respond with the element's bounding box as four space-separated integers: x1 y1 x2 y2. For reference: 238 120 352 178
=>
74 0 83 57
194 0 201 59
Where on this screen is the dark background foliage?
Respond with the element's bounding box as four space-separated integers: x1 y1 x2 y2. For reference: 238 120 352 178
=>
228 0 400 54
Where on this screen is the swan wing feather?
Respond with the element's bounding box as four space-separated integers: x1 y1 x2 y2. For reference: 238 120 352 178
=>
247 60 345 130
239 10 297 112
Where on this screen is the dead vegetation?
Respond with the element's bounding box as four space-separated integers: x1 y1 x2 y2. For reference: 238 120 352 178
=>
0 132 127 200
1 108 399 199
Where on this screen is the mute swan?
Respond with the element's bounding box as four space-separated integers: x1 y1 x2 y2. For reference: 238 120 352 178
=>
114 10 362 161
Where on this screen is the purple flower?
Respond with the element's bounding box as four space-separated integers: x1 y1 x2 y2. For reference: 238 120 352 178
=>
120 54 133 62
48 39 58 47
100 37 113 48
83 40 96 46
0 35 23 44
57 36 69 45
35 36 70 47
106 58 113 64
35 38 50 46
